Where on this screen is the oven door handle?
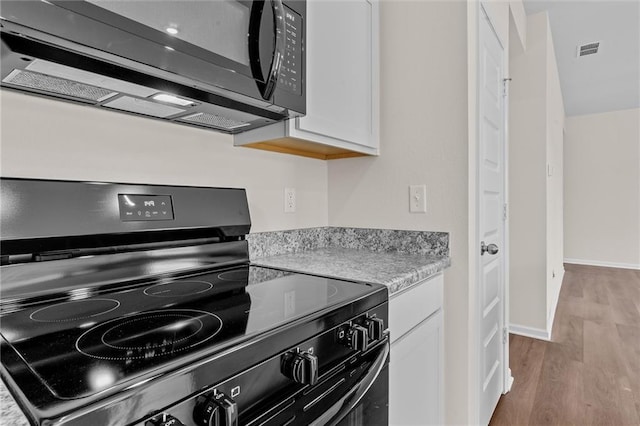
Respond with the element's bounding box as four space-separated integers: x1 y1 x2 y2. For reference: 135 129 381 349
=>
310 339 390 426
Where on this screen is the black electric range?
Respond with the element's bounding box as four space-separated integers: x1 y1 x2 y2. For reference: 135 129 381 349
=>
0 178 389 426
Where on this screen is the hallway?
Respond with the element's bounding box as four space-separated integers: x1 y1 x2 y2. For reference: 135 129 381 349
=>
490 264 640 425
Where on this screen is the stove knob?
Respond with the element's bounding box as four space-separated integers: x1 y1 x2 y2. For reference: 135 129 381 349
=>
281 349 318 385
193 391 238 426
339 324 369 352
145 413 185 426
365 317 385 341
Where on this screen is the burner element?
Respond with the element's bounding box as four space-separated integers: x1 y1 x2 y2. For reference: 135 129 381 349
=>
144 280 213 297
217 270 249 282
76 309 222 361
102 314 204 350
30 299 120 322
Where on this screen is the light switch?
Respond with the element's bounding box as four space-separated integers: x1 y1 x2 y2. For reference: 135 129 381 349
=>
409 185 427 213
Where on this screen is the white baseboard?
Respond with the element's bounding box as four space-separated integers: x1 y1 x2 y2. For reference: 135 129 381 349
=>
505 369 514 393
509 324 551 341
564 258 640 270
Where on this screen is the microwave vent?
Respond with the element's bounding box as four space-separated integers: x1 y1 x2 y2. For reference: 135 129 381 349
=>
25 59 158 98
103 96 186 118
179 112 251 130
2 70 118 102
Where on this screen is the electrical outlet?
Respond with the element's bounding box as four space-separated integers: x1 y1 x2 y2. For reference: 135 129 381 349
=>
409 185 427 213
284 187 296 213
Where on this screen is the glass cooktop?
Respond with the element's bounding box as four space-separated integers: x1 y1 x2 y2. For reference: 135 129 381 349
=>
0 265 376 400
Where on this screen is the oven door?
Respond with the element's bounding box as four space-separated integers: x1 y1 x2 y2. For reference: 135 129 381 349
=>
312 341 389 426
0 0 305 114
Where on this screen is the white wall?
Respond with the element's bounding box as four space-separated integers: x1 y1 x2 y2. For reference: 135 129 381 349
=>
545 22 565 325
508 12 549 332
509 1 527 49
0 90 329 233
328 1 471 423
564 108 640 269
483 1 527 50
508 11 565 337
483 0 509 47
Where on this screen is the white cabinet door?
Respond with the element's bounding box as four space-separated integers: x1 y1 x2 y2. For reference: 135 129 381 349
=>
290 0 378 153
389 309 443 426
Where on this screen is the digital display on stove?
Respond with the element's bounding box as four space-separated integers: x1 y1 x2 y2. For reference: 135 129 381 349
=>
118 194 174 221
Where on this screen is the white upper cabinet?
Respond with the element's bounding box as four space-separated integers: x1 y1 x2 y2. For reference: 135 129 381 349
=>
234 0 379 160
293 0 378 153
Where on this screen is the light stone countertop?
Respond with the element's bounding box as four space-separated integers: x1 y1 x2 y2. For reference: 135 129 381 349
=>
251 247 450 295
1 380 29 426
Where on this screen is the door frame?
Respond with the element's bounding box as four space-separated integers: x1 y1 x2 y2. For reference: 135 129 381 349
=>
470 3 512 425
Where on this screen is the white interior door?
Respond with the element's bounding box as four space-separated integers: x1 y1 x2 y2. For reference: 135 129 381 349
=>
478 7 507 426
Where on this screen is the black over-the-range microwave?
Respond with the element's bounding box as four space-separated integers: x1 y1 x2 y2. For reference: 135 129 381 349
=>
0 0 305 133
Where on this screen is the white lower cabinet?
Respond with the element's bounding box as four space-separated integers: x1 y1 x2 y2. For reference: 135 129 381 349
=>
389 273 444 426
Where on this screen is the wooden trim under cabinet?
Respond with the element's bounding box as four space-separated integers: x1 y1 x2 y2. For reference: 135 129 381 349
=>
239 137 373 160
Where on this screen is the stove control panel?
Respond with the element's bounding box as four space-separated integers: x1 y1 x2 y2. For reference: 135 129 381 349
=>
336 314 387 352
364 316 386 341
280 348 318 385
193 391 238 426
337 323 369 352
118 194 175 221
136 303 388 426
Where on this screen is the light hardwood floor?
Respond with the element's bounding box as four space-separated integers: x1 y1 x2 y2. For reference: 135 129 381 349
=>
489 264 640 426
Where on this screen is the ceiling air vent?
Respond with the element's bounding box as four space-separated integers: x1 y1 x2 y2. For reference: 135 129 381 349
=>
2 70 118 102
577 42 600 57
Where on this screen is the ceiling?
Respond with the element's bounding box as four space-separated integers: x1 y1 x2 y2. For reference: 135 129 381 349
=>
523 1 640 116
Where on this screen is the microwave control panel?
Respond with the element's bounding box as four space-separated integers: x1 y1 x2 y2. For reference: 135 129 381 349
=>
279 6 302 95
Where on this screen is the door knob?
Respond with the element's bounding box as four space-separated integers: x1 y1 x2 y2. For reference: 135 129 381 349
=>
481 242 499 256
